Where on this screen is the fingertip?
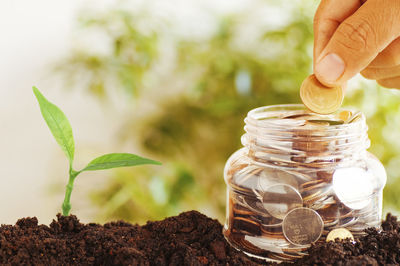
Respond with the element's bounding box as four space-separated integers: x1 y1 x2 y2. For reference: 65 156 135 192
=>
315 53 346 86
314 72 338 87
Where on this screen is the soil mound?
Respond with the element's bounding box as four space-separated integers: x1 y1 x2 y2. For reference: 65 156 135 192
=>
0 211 263 265
285 213 400 266
0 211 399 265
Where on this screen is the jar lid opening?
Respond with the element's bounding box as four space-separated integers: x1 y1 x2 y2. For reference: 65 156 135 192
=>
245 104 365 132
242 104 370 169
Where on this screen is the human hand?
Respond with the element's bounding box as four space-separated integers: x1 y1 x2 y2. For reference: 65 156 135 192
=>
313 0 400 89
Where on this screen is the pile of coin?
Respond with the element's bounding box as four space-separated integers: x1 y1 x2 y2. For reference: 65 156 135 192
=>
224 110 382 261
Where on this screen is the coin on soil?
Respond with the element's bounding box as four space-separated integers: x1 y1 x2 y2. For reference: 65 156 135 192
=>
282 207 324 246
300 74 344 114
326 228 354 242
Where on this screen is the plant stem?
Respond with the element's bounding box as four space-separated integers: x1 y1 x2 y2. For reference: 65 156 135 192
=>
61 168 80 216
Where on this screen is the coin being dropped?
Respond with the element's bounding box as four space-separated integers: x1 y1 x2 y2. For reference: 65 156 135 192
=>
300 74 344 115
262 184 303 220
282 207 323 246
326 228 354 242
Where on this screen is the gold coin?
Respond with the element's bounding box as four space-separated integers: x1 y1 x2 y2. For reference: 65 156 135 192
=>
300 74 344 114
338 110 352 122
326 228 354 242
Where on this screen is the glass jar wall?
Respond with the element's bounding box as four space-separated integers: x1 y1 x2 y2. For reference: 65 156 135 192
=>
223 104 387 262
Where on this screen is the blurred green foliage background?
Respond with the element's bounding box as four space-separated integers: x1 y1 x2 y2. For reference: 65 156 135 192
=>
57 0 400 223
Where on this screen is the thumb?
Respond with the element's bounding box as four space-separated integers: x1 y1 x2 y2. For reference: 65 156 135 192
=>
315 0 400 87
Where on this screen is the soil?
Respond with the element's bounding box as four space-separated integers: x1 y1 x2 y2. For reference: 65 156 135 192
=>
0 211 399 265
283 213 400 266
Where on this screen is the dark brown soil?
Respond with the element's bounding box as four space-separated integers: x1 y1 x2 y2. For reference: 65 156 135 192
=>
0 211 264 265
285 213 400 266
0 211 399 265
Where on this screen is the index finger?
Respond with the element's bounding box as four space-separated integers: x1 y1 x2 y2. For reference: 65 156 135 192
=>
313 0 362 70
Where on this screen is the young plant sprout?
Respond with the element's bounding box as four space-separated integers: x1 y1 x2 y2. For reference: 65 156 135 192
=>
33 87 161 216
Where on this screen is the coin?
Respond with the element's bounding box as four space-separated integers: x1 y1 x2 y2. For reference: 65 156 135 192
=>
300 74 344 114
332 167 374 210
326 228 354 242
316 203 339 224
303 186 333 206
347 111 362 123
307 119 344 126
243 195 268 215
232 166 262 192
254 214 281 227
229 233 265 255
262 184 303 220
244 235 285 254
282 207 324 246
316 170 333 183
232 203 254 217
258 168 299 192
306 120 330 126
283 113 312 119
232 216 262 236
292 138 329 154
260 225 285 239
338 110 352 122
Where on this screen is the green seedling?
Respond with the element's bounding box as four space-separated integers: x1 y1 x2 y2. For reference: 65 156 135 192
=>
33 87 161 216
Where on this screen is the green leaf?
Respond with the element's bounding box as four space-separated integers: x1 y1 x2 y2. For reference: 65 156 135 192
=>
33 87 75 165
81 153 161 172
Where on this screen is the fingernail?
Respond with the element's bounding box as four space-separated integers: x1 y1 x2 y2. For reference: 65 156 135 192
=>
315 53 345 83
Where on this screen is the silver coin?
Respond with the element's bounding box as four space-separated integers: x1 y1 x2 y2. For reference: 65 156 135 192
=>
332 167 373 210
257 168 278 191
316 204 340 228
338 216 358 228
262 184 303 220
307 196 331 210
282 207 324 246
301 179 332 205
243 195 267 215
258 168 299 192
289 170 313 182
232 166 263 192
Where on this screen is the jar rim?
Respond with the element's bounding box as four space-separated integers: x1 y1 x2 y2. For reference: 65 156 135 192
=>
242 104 370 169
246 104 365 132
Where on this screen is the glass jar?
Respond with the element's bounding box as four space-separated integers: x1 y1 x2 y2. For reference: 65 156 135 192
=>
223 104 387 262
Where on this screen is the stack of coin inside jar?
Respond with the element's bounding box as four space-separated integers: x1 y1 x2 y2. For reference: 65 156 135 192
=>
223 105 386 262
